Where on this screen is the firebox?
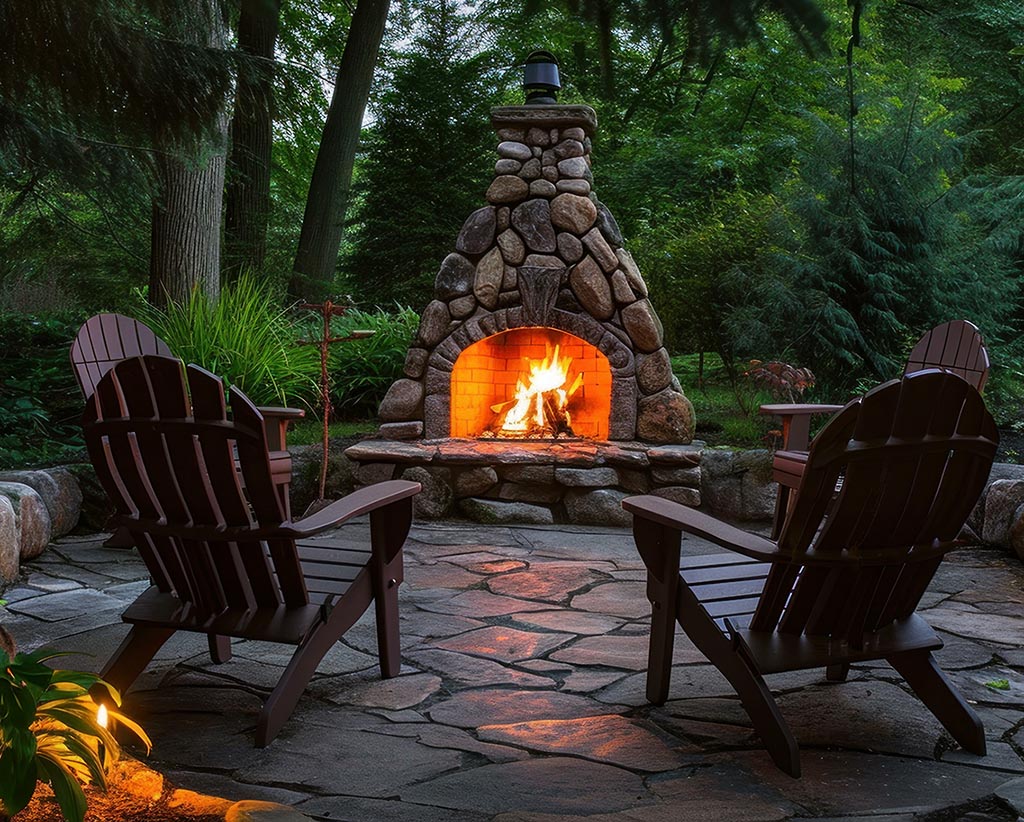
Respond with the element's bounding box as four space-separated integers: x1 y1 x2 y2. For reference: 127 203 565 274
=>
377 100 694 445
450 327 612 439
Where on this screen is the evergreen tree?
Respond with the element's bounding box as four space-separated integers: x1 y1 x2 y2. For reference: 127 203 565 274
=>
342 0 502 308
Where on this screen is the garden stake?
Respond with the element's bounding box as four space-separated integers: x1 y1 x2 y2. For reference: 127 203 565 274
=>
298 300 374 508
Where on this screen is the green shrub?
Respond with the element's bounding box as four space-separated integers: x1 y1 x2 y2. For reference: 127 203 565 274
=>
0 312 85 469
141 275 319 409
325 307 419 416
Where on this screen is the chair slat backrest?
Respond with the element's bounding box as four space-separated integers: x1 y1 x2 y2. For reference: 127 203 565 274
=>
752 371 997 645
82 355 306 620
904 319 990 393
70 313 173 399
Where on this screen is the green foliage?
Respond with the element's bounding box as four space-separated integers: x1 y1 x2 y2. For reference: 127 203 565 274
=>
140 275 320 408
326 307 420 415
0 647 150 822
342 0 504 308
0 312 85 470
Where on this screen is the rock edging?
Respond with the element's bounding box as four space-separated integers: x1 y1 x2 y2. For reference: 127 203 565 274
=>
0 468 82 584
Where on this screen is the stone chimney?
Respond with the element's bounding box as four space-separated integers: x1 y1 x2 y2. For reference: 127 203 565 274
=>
377 103 694 444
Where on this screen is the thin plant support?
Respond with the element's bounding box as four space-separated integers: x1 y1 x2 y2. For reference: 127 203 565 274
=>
298 300 374 505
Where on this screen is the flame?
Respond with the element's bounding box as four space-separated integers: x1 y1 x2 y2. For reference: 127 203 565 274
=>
97 703 108 729
492 344 584 437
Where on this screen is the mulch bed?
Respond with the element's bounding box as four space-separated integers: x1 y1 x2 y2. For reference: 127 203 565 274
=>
17 759 228 822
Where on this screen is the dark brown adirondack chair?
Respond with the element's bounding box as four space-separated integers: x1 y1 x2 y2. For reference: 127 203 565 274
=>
625 370 997 777
70 313 304 517
83 355 420 746
762 320 990 537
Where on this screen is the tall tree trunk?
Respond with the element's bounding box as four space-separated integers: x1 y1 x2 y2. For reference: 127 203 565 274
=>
149 0 228 306
224 0 280 280
595 0 616 100
289 0 390 300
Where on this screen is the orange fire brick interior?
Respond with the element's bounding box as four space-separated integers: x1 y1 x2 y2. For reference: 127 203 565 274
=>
450 327 612 439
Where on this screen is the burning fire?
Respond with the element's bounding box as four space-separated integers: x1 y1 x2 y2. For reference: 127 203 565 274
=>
490 344 583 438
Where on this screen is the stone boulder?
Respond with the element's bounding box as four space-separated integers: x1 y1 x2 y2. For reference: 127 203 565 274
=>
569 256 613 321
379 379 424 422
0 468 81 537
1008 503 1024 562
564 488 631 527
453 467 498 498
0 481 52 559
700 449 775 522
401 467 453 519
981 479 1024 547
637 390 695 444
417 300 451 348
435 253 475 300
0 495 18 582
459 497 554 525
64 463 116 532
550 193 597 235
511 199 556 253
455 206 496 254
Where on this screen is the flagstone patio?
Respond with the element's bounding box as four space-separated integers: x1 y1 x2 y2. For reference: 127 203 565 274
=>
3 521 1024 821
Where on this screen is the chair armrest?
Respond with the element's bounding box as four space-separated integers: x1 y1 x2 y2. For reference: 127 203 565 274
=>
758 403 845 451
257 406 306 451
283 480 420 538
622 494 781 563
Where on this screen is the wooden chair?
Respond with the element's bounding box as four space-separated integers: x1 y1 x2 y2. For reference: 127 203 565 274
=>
70 313 304 517
83 355 420 746
625 370 998 777
761 320 990 537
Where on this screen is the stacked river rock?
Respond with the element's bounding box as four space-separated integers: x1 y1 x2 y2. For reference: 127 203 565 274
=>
378 104 694 444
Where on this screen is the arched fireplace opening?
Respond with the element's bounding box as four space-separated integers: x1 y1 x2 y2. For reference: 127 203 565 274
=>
450 328 611 439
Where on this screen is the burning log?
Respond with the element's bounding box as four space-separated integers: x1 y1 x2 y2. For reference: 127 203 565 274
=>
487 344 583 439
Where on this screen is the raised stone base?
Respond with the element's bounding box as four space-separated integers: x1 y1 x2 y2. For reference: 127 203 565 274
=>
344 438 702 525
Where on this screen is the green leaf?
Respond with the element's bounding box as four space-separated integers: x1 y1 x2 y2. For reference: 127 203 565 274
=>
0 743 39 816
37 754 88 822
985 678 1011 691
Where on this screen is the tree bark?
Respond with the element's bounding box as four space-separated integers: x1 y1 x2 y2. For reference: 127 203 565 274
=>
224 0 280 280
149 0 228 306
289 0 390 300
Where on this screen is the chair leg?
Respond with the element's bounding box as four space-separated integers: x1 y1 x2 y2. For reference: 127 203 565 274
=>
370 500 411 679
826 662 850 682
646 596 677 705
632 516 682 705
373 572 401 679
256 574 377 747
887 651 986 755
99 625 174 697
668 572 801 777
208 634 232 664
718 650 801 778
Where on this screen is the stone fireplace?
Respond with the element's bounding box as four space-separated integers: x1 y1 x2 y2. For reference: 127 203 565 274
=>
376 104 693 445
346 100 703 525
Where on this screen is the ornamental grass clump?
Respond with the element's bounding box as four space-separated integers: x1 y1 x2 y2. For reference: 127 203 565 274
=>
0 648 150 822
142 274 320 409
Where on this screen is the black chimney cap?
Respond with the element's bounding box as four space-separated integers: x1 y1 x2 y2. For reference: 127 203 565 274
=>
523 50 560 104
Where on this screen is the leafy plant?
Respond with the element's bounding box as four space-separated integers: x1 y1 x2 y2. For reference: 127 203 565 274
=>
140 274 320 409
0 311 86 470
745 360 816 403
325 306 420 416
0 648 150 822
985 678 1011 691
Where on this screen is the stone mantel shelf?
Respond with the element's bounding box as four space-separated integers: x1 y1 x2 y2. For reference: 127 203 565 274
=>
490 105 598 135
345 438 703 469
